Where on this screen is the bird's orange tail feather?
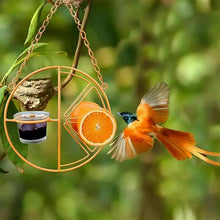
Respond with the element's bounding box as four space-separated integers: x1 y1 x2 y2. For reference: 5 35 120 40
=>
156 126 220 166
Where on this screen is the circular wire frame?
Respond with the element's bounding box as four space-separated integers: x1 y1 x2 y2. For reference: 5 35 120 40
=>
4 66 112 172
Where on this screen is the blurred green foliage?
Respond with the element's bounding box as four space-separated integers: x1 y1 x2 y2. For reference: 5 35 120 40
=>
0 0 220 219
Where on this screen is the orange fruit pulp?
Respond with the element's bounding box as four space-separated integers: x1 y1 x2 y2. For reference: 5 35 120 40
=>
70 101 117 146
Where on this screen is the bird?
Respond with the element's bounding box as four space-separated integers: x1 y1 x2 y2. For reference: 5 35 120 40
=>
108 82 220 166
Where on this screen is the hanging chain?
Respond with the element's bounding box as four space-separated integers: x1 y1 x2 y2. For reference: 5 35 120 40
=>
64 1 108 89
8 0 62 91
8 0 107 90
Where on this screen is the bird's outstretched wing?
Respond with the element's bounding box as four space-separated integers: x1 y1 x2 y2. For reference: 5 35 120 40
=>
108 127 154 162
137 82 170 124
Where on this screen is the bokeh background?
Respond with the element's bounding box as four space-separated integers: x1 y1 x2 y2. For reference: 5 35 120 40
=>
1 0 220 219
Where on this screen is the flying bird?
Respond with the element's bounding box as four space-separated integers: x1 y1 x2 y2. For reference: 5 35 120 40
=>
108 82 220 165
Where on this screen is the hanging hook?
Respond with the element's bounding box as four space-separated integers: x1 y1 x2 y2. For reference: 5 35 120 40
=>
62 0 85 8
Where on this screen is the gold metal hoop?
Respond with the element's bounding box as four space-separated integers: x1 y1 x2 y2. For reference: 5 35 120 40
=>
4 66 112 172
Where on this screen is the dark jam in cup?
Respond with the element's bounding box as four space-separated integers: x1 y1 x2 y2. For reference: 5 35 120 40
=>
19 122 47 140
13 111 50 144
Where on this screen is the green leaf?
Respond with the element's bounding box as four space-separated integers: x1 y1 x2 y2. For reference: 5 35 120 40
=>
0 86 7 107
0 97 28 172
24 1 46 46
0 43 48 85
17 43 48 60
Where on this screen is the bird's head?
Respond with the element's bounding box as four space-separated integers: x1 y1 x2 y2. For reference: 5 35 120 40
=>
117 112 138 125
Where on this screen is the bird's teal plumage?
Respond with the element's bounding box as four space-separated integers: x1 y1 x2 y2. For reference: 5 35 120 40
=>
117 112 137 125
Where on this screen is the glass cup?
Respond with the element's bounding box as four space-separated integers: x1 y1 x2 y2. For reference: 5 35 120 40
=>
13 111 50 144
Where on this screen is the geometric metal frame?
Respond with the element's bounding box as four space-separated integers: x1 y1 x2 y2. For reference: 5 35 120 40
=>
4 66 112 172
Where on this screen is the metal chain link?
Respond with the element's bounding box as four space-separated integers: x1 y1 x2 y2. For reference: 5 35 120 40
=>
8 0 62 91
9 0 107 90
64 1 108 89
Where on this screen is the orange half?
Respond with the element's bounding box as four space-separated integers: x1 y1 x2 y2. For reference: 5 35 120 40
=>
70 101 100 131
78 109 117 146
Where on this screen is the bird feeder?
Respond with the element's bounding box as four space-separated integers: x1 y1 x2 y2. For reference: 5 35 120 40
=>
3 0 117 172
